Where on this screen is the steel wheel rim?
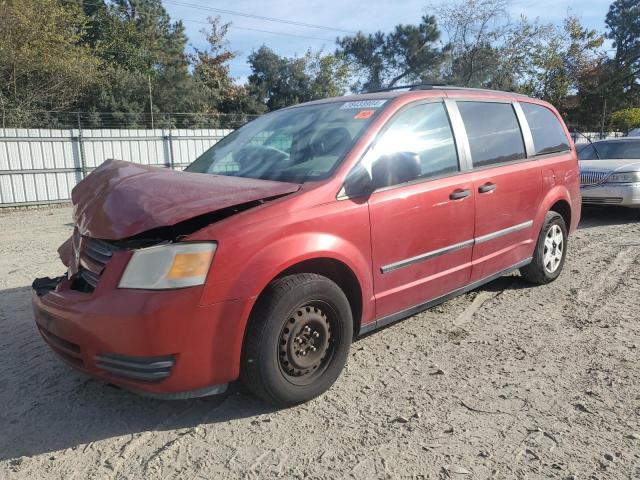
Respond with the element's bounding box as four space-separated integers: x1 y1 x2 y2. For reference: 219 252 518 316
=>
277 301 338 386
543 224 564 274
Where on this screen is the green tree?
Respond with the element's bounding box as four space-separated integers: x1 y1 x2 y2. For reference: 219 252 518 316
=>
192 17 236 95
0 0 101 127
520 16 604 114
306 52 353 99
433 0 511 87
490 19 555 91
433 0 562 90
248 46 350 111
76 0 201 127
191 16 263 118
336 15 447 92
610 107 640 132
604 0 640 108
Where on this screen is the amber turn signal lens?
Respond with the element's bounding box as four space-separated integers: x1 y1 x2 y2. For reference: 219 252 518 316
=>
166 251 214 280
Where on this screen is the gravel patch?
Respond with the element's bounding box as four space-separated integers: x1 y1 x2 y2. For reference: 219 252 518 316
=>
1 206 639 479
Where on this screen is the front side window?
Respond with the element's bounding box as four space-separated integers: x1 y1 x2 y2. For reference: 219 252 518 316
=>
186 101 386 182
521 102 570 155
358 102 459 189
458 101 526 167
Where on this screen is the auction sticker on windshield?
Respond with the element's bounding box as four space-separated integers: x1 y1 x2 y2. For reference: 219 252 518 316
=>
354 110 375 119
340 100 387 109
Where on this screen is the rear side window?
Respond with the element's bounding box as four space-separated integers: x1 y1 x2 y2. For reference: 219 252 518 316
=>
521 102 570 155
458 101 526 167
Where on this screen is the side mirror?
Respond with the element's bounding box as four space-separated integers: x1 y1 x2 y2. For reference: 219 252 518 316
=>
371 151 421 189
343 163 374 198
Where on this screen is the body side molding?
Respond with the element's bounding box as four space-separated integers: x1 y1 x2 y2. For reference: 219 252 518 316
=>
380 239 474 273
360 257 533 336
380 220 534 274
474 220 533 245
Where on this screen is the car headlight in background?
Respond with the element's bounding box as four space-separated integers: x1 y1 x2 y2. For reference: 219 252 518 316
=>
606 171 640 183
119 242 217 289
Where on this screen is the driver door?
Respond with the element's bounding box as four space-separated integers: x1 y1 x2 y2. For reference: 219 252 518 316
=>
365 101 476 320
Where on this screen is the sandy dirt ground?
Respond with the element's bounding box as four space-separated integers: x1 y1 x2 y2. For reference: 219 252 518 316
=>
0 205 639 479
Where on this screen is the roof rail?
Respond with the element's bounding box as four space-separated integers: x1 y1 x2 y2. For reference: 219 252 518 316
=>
366 83 447 93
438 86 530 97
366 84 529 97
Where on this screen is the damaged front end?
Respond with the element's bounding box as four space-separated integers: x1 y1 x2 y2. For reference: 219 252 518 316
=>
32 276 66 297
54 200 267 295
31 160 298 397
37 159 300 296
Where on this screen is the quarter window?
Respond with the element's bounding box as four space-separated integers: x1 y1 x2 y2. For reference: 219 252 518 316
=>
521 102 570 155
360 102 459 189
457 101 526 167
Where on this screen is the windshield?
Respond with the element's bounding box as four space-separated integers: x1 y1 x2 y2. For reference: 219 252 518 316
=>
578 140 640 160
186 100 388 182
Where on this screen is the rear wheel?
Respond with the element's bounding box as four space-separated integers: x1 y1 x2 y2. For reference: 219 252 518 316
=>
241 273 353 406
520 211 568 284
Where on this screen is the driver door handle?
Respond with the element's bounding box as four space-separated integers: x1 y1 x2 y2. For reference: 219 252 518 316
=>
449 188 471 200
478 182 497 193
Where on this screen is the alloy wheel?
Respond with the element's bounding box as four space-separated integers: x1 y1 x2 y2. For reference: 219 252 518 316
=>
543 224 564 274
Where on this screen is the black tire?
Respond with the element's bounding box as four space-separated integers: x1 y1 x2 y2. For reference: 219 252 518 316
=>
241 273 353 407
520 211 568 284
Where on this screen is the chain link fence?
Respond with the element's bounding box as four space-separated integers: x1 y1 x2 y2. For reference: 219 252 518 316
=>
0 111 259 131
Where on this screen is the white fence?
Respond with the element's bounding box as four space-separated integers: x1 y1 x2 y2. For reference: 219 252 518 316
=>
570 131 625 145
0 128 232 207
0 127 629 208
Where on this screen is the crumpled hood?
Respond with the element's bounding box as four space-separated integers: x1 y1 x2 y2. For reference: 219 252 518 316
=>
71 159 300 240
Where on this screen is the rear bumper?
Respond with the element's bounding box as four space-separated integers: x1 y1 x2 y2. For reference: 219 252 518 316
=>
32 276 250 398
580 183 640 207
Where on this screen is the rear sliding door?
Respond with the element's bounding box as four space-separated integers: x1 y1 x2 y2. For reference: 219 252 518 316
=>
455 100 542 282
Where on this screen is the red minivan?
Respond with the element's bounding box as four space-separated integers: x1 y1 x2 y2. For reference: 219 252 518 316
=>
32 86 581 406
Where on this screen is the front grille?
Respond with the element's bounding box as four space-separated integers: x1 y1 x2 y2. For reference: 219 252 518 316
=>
38 325 85 369
70 232 118 291
580 170 609 186
582 196 623 204
95 353 175 382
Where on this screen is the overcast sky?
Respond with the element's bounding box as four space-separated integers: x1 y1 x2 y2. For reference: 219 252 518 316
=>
162 0 613 81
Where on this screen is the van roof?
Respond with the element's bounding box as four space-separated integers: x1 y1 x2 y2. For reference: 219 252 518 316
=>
293 85 532 108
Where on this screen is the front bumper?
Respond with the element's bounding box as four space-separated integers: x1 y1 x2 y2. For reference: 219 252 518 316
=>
32 275 249 398
580 183 640 207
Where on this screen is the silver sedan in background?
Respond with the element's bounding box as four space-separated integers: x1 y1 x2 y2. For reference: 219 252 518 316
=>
578 138 640 208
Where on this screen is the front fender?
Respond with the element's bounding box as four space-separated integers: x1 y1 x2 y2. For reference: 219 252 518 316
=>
203 232 374 316
196 231 375 382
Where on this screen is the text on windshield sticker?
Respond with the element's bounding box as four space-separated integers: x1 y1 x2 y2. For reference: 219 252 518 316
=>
340 100 387 110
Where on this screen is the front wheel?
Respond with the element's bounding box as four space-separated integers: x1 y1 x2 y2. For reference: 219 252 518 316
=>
241 273 353 406
520 211 568 284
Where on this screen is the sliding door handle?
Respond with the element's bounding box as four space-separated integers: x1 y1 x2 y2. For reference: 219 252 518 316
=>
478 182 497 193
449 188 471 200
